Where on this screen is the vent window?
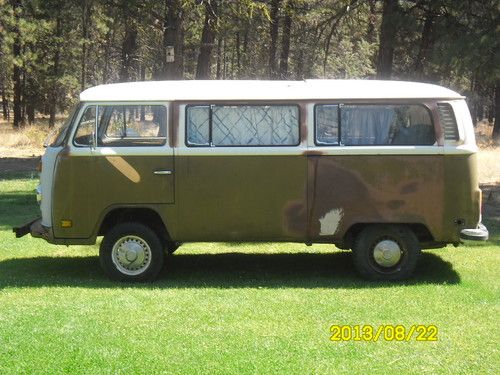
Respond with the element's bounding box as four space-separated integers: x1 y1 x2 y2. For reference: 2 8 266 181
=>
437 103 459 141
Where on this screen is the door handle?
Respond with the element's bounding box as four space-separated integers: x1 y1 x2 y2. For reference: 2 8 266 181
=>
154 170 173 175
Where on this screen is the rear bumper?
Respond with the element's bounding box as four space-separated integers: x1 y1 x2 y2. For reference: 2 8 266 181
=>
460 223 489 241
13 217 54 242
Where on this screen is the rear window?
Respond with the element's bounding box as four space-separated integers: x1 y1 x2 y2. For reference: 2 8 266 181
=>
315 104 435 146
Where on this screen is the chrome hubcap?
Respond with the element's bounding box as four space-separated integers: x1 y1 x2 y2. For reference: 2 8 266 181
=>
111 235 152 276
373 239 402 268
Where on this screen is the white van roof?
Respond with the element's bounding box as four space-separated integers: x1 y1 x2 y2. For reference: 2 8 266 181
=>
80 79 464 102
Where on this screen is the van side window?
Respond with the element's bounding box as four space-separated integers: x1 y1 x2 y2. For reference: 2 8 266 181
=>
314 104 435 146
74 106 96 146
186 105 300 146
98 105 167 146
186 105 210 146
315 105 339 145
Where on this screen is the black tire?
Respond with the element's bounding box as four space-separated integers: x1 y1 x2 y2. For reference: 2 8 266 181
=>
99 222 164 282
352 224 420 281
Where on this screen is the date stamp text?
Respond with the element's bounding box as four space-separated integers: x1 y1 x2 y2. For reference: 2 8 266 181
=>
329 324 438 342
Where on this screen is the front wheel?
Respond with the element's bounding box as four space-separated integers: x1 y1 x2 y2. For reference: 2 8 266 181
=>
352 225 420 281
100 222 164 282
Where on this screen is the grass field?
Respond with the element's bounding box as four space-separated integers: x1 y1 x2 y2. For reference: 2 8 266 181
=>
0 172 499 374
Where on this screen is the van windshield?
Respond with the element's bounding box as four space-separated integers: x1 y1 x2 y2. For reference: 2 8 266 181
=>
46 104 81 147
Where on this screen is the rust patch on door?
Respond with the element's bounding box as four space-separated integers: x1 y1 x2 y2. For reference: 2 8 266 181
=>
307 155 444 241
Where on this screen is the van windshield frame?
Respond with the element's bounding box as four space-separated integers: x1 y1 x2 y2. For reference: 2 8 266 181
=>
47 103 82 147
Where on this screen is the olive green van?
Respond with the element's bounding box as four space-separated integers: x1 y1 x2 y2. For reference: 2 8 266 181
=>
14 80 488 281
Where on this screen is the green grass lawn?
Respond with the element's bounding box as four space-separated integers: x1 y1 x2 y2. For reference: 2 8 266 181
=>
0 172 498 374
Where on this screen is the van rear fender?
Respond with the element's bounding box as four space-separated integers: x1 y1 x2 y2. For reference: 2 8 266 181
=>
339 222 435 250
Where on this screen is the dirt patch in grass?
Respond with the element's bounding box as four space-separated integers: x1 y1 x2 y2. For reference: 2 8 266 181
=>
0 157 40 173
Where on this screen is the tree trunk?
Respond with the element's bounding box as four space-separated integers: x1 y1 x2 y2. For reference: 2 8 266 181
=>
140 65 146 120
196 0 218 79
21 69 26 121
235 32 241 77
241 24 249 76
279 0 293 79
26 100 35 125
102 22 114 83
222 37 227 78
0 15 9 120
493 78 500 141
487 105 494 123
477 102 484 121
11 0 22 128
119 20 138 82
367 0 376 43
268 0 280 79
140 64 146 82
216 36 223 79
230 33 235 78
102 6 118 84
163 0 183 79
294 18 306 80
366 0 377 70
49 13 62 128
25 74 36 125
81 0 93 90
413 4 436 80
1 84 8 120
376 0 398 79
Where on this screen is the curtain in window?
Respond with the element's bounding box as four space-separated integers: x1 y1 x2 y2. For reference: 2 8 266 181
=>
341 106 395 145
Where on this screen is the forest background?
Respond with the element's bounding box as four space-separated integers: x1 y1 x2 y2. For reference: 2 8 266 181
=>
0 0 498 140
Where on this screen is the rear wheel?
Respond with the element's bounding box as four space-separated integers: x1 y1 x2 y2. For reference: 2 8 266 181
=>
100 222 164 282
352 225 420 281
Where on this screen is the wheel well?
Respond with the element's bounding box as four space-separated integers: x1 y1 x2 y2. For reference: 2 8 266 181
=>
98 208 171 245
341 223 434 249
